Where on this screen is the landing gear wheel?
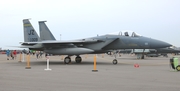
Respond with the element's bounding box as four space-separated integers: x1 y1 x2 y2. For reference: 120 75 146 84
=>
64 57 71 64
112 59 118 65
75 56 82 63
176 65 180 71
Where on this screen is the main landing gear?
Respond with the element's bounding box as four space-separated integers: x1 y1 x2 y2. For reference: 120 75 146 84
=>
64 56 71 64
75 56 82 63
63 53 119 65
64 56 82 64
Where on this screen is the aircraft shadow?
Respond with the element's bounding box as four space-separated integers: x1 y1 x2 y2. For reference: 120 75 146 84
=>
28 60 131 66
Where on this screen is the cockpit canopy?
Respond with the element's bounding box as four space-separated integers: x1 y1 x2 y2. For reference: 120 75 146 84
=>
107 31 141 37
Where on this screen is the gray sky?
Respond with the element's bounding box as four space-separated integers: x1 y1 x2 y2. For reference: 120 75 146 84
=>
0 0 180 49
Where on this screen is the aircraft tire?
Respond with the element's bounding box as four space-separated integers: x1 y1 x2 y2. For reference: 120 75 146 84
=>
176 65 180 71
112 59 118 65
75 56 82 63
64 57 71 64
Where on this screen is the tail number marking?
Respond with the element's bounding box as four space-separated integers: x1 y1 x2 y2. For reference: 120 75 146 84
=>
29 38 38 42
28 29 35 35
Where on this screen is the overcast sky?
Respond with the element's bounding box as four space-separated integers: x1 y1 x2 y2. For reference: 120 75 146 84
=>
0 0 180 49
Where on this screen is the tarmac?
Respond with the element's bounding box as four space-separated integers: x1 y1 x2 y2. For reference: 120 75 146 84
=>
0 54 180 91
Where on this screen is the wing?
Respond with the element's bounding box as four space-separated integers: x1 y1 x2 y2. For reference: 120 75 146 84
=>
21 39 102 44
20 39 104 49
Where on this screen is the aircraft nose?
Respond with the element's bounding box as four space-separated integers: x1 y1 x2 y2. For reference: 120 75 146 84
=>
150 39 172 48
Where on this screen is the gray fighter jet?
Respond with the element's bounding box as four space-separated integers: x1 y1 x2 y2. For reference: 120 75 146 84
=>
120 48 180 54
119 47 180 58
20 19 172 64
146 47 180 57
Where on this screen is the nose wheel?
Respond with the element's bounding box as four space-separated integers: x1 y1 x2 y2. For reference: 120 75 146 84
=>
112 50 118 65
64 56 71 64
112 59 118 65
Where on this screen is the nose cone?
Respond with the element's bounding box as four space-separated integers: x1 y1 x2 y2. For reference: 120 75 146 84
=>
150 39 172 48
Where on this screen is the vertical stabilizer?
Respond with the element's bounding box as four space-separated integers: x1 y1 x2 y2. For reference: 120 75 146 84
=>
39 21 56 40
23 19 41 42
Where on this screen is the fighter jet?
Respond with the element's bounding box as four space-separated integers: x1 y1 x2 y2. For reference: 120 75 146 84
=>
119 47 180 58
20 19 172 64
147 47 180 57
